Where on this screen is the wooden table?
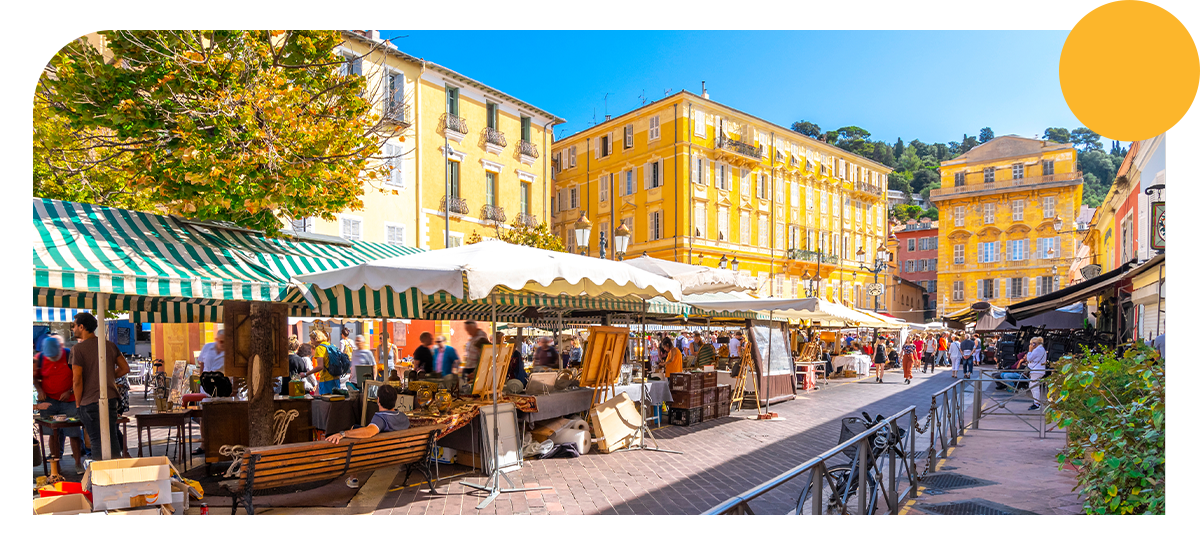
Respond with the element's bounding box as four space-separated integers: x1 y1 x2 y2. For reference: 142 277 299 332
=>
135 410 193 466
794 361 827 391
35 416 131 477
201 397 314 465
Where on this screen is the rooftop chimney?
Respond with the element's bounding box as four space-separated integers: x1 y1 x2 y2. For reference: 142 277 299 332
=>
701 80 709 99
366 30 381 40
605 114 612 122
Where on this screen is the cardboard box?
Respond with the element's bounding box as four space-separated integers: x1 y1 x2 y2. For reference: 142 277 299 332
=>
83 457 175 512
454 450 484 469
170 491 188 515
33 494 92 515
106 507 164 515
590 392 643 453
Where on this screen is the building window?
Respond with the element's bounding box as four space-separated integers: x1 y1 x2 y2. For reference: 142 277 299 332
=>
622 217 634 243
339 51 362 77
445 86 459 116
1042 159 1055 176
775 221 784 249
520 181 530 214
1043 196 1056 218
385 223 405 247
385 143 403 188
717 164 730 191
290 217 316 233
520 116 531 142
599 134 610 158
954 206 965 227
806 186 814 210
758 215 769 248
568 146 577 167
1007 238 1027 261
648 211 662 240
624 124 634 149
340 217 362 241
953 244 965 264
983 167 995 183
741 169 751 197
740 211 750 245
977 279 996 300
599 174 608 203
1009 277 1025 299
447 233 463 248
694 204 707 239
821 190 828 213
790 181 800 206
648 115 661 141
1012 163 1024 180
448 161 460 198
978 241 998 264
645 160 662 189
693 110 706 138
1036 275 1054 296
486 102 499 130
1012 199 1024 221
1037 236 1061 258
485 171 497 206
984 203 995 224
907 238 916 252
954 172 965 187
718 207 730 241
953 281 964 301
570 187 578 209
905 260 914 273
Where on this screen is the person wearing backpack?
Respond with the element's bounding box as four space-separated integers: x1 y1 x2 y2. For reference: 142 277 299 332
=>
305 329 352 395
34 335 86 473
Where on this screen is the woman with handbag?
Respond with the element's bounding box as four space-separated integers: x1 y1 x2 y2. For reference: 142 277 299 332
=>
872 338 887 383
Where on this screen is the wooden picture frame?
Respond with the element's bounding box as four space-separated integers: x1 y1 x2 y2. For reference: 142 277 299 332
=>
579 326 629 388
472 343 514 399
361 380 386 426
222 301 289 379
478 402 521 475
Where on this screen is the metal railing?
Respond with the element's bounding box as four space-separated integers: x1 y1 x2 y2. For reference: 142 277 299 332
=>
480 204 506 223
970 369 1049 438
787 248 840 264
515 212 537 227
518 139 539 159
716 136 762 159
931 171 1083 199
383 101 411 126
442 113 468 135
440 195 469 215
855 181 883 196
706 407 919 515
484 127 507 147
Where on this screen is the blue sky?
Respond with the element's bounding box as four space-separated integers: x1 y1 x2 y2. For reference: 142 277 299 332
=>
382 30 1091 146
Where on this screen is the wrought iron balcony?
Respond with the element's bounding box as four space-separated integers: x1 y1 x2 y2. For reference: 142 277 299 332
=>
930 171 1083 200
442 113 468 135
440 195 469 215
484 127 507 148
518 139 539 159
515 212 538 227
786 248 840 264
382 100 411 127
855 181 883 196
716 136 762 159
481 204 507 223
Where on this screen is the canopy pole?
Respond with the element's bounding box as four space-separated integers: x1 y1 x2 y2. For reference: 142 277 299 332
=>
97 293 114 460
765 310 773 416
617 298 681 455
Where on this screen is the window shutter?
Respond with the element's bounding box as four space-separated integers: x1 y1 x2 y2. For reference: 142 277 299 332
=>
643 164 649 190
1005 240 1012 261
997 278 1004 300
607 132 614 155
976 279 983 299
977 242 983 263
703 160 710 186
1054 236 1062 258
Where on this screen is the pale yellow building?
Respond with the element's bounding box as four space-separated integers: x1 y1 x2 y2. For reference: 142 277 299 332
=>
550 91 893 307
293 31 562 249
932 136 1084 311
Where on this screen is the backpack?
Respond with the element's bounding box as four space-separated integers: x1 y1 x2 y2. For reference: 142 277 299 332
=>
321 343 351 377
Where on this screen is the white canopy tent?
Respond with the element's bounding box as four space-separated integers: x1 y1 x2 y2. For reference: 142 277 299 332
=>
620 255 757 295
683 296 879 326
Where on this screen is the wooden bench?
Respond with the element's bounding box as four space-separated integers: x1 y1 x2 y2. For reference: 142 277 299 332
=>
220 423 447 515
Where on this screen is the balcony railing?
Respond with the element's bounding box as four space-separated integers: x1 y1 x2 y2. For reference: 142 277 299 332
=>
481 204 507 223
484 127 507 148
440 195 469 215
518 139 539 159
716 136 762 160
855 181 883 196
930 171 1083 199
787 248 840 264
515 212 538 227
442 113 468 135
382 101 411 127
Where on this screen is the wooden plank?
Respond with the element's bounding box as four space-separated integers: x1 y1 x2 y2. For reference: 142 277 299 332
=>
579 327 629 388
252 437 428 468
472 343 514 399
251 451 428 486
245 425 445 455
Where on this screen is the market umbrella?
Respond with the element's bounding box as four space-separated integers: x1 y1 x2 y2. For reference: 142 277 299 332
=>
294 241 683 508
685 296 875 325
620 255 757 295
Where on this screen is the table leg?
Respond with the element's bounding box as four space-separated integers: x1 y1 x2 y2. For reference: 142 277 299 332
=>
49 426 62 478
137 424 144 458
37 423 49 477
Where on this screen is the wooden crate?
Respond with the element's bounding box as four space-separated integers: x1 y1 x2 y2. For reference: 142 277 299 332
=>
702 388 717 405
701 371 718 389
717 384 731 403
717 402 731 418
669 372 702 393
670 389 703 409
701 403 717 421
668 407 703 427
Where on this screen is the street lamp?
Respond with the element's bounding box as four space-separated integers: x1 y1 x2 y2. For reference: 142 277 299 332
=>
718 254 728 269
857 242 890 312
613 222 631 260
598 230 608 260
573 211 592 256
730 256 739 271
696 253 705 266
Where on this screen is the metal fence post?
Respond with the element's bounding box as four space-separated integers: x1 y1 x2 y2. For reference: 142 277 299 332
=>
929 396 938 471
857 439 869 514
887 418 898 514
908 409 917 495
972 378 982 429
812 461 825 515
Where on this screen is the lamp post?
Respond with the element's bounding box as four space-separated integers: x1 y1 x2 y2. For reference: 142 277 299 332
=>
730 256 739 272
718 254 728 270
857 242 891 312
613 221 631 260
598 230 608 260
695 253 705 266
573 211 592 256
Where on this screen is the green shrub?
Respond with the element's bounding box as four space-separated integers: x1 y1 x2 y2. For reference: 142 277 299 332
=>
1045 343 1164 514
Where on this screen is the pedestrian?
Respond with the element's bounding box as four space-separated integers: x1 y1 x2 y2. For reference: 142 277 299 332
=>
873 338 887 383
923 333 936 373
568 335 584 367
662 338 683 376
959 332 976 379
648 335 660 366
432 335 462 392
729 331 743 361
696 334 717 369
901 338 916 384
972 334 983 367
461 320 489 386
295 343 317 393
350 335 376 385
507 337 529 387
197 330 231 398
69 312 130 460
948 334 963 378
411 332 435 378
532 336 560 371
35 334 86 473
339 326 355 357
1026 337 1048 410
933 333 947 366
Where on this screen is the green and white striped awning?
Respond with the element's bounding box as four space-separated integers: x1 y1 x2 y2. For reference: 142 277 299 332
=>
34 197 423 322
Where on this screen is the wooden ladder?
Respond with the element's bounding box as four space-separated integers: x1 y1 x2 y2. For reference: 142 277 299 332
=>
730 353 762 416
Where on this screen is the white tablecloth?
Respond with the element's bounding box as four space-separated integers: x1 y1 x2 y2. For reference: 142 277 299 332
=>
832 355 871 373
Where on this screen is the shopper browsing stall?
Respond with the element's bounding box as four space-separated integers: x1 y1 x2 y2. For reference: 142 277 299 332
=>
35 334 86 473
70 312 129 460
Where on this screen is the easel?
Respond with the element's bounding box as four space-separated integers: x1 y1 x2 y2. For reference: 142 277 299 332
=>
730 352 763 416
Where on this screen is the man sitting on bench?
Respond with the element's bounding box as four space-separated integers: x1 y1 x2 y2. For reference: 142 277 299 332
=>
325 384 410 488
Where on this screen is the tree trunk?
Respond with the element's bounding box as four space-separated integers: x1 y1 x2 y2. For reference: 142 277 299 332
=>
247 302 276 447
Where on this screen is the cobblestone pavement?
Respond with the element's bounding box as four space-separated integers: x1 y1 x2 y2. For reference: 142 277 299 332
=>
371 369 958 515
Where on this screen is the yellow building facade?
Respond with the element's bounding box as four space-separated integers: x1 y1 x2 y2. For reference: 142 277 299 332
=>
932 136 1084 312
550 91 893 307
296 31 561 249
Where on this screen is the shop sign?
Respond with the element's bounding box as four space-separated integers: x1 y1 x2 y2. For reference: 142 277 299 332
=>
1151 201 1165 250
1080 264 1102 280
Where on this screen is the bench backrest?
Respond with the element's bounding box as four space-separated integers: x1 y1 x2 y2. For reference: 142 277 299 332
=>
235 423 447 491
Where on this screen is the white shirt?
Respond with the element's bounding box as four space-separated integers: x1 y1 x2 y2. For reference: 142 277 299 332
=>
948 341 962 360
197 342 225 373
729 337 742 357
1026 345 1047 371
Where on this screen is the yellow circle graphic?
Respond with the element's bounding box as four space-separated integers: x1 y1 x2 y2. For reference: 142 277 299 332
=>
1060 1 1199 141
